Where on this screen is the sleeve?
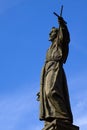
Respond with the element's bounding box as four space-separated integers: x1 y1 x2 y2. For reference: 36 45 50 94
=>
58 21 70 63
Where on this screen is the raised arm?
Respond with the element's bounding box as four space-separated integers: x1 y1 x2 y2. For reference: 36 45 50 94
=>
58 16 70 63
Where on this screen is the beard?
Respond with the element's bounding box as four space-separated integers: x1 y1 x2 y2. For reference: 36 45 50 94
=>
49 34 57 41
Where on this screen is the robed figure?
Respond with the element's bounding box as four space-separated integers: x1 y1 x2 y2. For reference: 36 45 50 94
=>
37 15 73 127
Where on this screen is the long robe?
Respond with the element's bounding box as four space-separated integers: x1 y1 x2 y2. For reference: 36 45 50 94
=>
39 22 73 123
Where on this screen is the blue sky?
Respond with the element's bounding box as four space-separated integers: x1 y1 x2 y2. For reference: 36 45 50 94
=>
0 0 87 130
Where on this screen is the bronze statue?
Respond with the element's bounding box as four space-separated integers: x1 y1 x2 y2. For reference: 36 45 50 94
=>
37 6 73 129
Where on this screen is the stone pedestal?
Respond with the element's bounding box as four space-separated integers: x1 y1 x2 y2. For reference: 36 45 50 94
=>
42 119 79 130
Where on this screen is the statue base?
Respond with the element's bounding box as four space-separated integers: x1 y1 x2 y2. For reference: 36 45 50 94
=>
42 119 79 130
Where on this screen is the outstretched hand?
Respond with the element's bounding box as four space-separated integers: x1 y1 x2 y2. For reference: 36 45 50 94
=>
58 16 67 25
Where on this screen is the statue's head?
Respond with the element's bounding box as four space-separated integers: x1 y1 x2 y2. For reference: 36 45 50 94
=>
49 27 58 42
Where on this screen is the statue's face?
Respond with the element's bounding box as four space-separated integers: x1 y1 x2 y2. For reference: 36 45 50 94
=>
49 28 57 41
